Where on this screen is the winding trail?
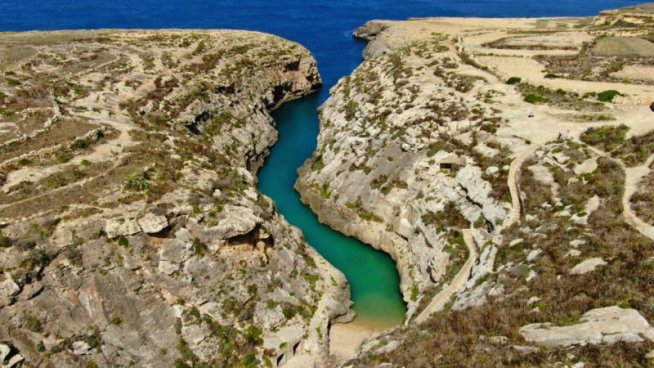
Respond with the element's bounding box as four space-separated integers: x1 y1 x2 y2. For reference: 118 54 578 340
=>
501 146 539 231
414 229 478 324
585 143 654 242
413 146 537 324
622 154 654 241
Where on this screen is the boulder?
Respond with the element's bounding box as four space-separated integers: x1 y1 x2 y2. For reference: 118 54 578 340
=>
50 223 74 247
158 261 179 275
0 343 23 368
158 239 186 275
520 306 654 347
181 323 211 346
0 277 20 298
0 344 10 363
527 249 542 262
212 205 262 239
570 257 607 275
71 341 91 355
104 218 140 239
138 213 169 234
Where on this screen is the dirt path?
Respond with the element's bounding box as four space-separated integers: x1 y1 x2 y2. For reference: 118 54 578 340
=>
584 143 654 241
622 154 654 241
500 147 538 231
414 229 478 324
581 142 654 241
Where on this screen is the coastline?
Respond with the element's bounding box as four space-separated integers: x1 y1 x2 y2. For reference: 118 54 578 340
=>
296 6 654 364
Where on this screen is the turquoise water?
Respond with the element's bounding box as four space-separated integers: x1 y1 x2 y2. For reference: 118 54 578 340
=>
2 0 644 328
258 92 407 327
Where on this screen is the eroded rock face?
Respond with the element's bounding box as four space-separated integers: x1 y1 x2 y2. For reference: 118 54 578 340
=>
212 205 262 239
138 213 168 234
520 306 654 347
0 30 348 367
296 17 512 316
104 218 140 239
305 4 654 366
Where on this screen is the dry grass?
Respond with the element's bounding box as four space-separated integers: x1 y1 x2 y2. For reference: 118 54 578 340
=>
349 140 654 367
631 162 654 225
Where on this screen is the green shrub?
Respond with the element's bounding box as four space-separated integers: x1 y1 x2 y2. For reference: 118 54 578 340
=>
597 90 621 102
20 249 52 269
427 142 444 157
410 283 419 301
124 173 150 191
580 124 629 151
70 138 91 150
310 156 324 172
7 77 22 86
243 354 259 368
524 94 549 104
191 238 208 257
25 315 43 332
56 150 73 163
344 100 359 120
506 77 521 85
175 339 198 367
0 236 12 248
117 236 129 247
244 325 263 346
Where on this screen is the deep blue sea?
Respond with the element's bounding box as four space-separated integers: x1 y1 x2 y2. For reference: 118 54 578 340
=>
0 0 644 326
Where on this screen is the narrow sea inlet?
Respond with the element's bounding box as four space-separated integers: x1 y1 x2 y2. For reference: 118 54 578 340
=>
1 1 646 363
258 92 407 327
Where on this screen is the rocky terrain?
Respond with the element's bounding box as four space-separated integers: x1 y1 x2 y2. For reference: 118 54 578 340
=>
0 30 351 367
296 4 654 366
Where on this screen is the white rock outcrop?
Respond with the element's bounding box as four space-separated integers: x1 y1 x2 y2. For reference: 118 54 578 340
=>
158 239 187 275
212 205 262 239
104 218 140 239
0 343 23 368
72 341 91 355
0 277 20 298
570 257 607 275
138 213 168 234
456 166 507 228
520 306 654 347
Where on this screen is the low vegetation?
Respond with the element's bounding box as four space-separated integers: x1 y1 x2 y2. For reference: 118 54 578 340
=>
349 139 654 367
580 124 629 151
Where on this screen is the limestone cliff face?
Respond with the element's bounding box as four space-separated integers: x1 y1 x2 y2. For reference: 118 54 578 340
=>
297 23 512 318
304 5 654 366
0 30 348 367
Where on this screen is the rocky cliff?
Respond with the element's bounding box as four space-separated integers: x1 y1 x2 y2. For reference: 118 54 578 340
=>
297 4 654 366
297 20 513 319
0 30 349 367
